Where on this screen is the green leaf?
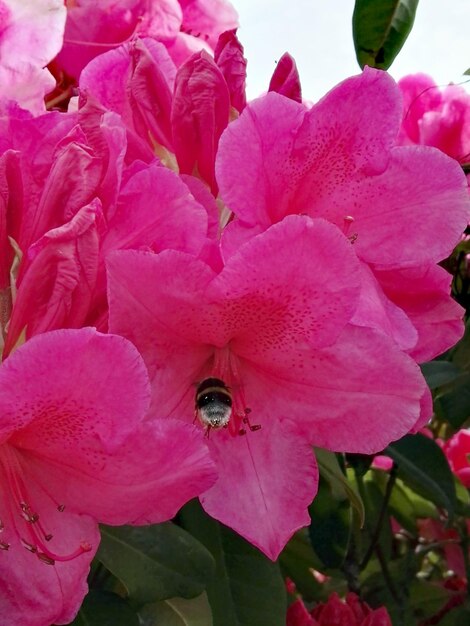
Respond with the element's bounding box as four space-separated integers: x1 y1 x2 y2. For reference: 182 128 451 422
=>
139 593 213 626
420 361 462 389
179 500 286 626
373 470 417 534
464 68 470 76
315 448 365 526
280 531 325 602
309 477 352 569
97 524 215 604
70 591 139 626
434 373 470 429
408 580 452 623
352 0 420 69
385 434 457 518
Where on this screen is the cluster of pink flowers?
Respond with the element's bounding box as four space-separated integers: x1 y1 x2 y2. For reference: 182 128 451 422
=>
1 2 470 624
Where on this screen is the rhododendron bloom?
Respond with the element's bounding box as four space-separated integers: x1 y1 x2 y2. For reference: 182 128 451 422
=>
287 588 392 626
216 68 470 362
108 215 428 559
398 73 470 181
0 328 216 626
444 429 470 487
0 101 212 352
0 0 66 113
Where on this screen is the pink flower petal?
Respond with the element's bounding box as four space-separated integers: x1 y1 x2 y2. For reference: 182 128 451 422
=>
268 52 302 103
1 328 150 445
22 419 217 525
214 29 246 113
180 0 238 48
201 418 317 560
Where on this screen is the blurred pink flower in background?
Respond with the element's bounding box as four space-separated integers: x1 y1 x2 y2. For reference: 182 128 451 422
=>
0 0 66 113
444 429 470 487
398 73 470 182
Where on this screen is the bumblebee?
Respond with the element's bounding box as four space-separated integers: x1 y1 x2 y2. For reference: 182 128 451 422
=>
195 378 232 430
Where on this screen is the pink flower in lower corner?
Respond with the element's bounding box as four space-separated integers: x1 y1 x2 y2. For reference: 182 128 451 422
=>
107 215 428 560
287 589 392 626
0 328 216 626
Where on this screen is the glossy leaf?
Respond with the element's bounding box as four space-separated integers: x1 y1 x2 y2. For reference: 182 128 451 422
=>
280 531 325 602
420 361 462 389
179 500 286 626
372 469 417 534
97 524 215 603
139 592 213 626
353 0 420 69
386 434 457 518
70 590 139 626
316 448 365 526
308 477 352 569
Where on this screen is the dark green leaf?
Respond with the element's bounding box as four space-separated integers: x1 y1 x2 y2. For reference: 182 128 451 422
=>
386 434 457 518
280 531 325 602
373 470 417 534
408 580 452 623
179 500 286 626
139 593 213 626
434 373 470 429
464 68 470 76
97 524 215 604
315 448 365 525
353 0 420 69
420 361 462 389
309 477 352 569
70 591 139 626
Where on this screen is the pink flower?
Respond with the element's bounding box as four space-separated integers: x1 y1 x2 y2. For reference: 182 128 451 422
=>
287 591 392 626
0 327 216 626
0 101 211 353
443 429 470 487
0 0 66 113
398 73 470 181
216 68 470 362
108 215 427 559
56 0 237 82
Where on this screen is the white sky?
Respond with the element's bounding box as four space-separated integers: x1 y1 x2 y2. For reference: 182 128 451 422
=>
233 0 470 101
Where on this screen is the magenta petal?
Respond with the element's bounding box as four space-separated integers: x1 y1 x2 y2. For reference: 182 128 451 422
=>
211 216 361 351
23 419 217 525
268 52 302 103
172 50 230 193
201 418 317 560
375 264 465 362
2 328 150 446
103 161 208 256
214 29 247 113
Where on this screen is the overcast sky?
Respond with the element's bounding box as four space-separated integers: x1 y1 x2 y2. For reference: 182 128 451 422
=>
233 0 470 101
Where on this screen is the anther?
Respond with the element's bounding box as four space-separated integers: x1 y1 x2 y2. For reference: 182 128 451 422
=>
57 504 65 512
20 539 37 553
0 541 10 550
37 553 55 565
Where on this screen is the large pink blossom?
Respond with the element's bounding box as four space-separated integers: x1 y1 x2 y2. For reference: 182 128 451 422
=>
0 101 211 354
55 0 237 82
215 68 470 362
0 327 216 626
398 73 470 181
107 215 428 559
0 0 66 113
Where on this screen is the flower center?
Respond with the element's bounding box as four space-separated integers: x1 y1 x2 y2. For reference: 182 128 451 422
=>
0 444 91 565
195 347 261 437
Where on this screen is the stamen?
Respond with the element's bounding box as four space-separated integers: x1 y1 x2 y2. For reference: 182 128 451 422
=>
0 445 91 563
342 216 358 243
